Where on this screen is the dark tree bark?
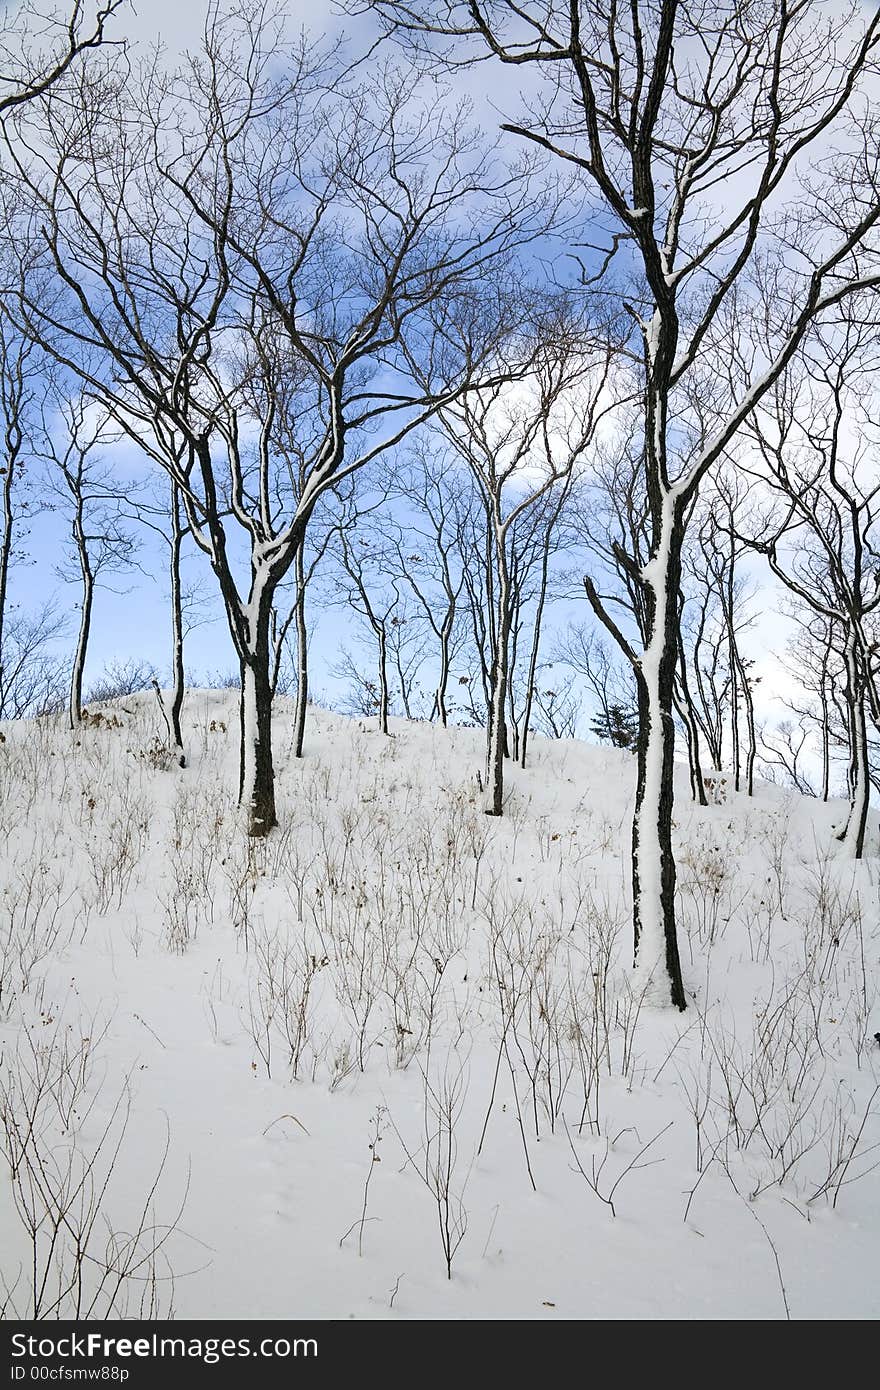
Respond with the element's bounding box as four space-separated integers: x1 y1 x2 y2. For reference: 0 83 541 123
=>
169 480 185 760
674 632 708 808
486 559 512 815
238 594 279 836
69 494 93 729
292 547 309 760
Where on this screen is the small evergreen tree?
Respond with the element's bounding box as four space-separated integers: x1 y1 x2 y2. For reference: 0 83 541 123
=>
591 703 639 751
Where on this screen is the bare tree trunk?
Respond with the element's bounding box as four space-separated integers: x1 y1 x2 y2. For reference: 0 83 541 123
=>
837 633 869 858
734 648 756 797
292 547 308 759
237 588 278 837
377 626 390 736
434 615 451 727
507 633 520 763
395 641 414 721
819 644 831 802
674 687 708 807
0 433 16 681
727 517 741 790
675 628 708 807
169 481 185 762
520 528 553 769
631 500 687 1010
69 503 93 729
485 560 511 816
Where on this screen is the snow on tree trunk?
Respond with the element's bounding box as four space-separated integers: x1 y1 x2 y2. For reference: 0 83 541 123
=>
632 497 687 1010
239 654 277 836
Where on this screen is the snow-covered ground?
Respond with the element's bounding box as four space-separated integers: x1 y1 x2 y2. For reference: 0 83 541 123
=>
1 692 878 1320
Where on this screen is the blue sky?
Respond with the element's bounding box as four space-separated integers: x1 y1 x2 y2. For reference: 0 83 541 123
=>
1 0 862 799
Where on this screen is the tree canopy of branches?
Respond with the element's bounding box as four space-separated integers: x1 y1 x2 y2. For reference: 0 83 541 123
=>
362 0 880 1007
742 311 880 857
6 4 549 833
0 1 122 121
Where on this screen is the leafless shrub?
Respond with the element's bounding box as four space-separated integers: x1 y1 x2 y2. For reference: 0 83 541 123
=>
566 1117 674 1219
244 927 328 1081
87 798 149 915
393 1051 470 1281
339 1105 386 1257
0 852 73 1016
0 1023 181 1319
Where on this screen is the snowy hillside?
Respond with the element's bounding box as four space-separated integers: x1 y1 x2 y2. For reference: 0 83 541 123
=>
1 693 878 1321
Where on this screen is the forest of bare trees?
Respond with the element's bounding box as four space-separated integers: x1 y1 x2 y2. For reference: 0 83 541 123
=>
1 0 879 1021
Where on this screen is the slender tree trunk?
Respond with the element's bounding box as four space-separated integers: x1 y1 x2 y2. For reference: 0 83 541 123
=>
520 538 552 769
169 482 186 763
0 436 17 699
631 498 687 1010
729 644 740 788
395 643 413 721
435 616 451 727
69 506 92 729
819 644 831 802
675 636 708 806
485 560 511 817
734 649 756 797
292 551 308 759
727 516 741 790
838 633 869 858
674 687 707 807
507 654 520 762
69 575 93 728
377 626 390 735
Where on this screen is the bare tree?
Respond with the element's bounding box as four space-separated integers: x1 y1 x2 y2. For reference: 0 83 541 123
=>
0 0 122 121
326 480 430 732
742 319 880 856
268 507 337 757
568 436 712 801
132 470 209 764
0 603 67 719
757 717 819 799
529 670 584 742
0 304 42 700
681 485 759 792
516 473 578 769
365 0 880 1006
554 624 636 746
9 6 546 833
385 443 472 728
40 392 136 729
415 293 615 813
774 605 847 802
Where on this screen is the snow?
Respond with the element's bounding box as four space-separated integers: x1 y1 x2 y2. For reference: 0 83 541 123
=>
643 310 662 365
1 691 878 1320
240 664 258 818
